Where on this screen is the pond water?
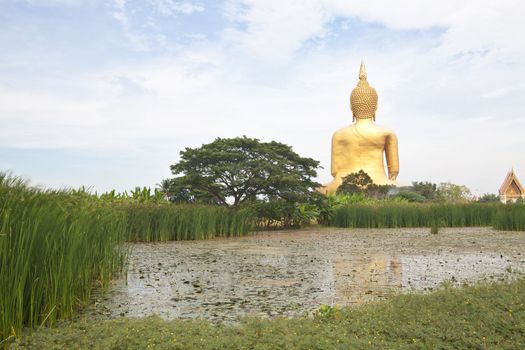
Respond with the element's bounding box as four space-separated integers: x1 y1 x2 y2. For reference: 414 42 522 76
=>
89 227 525 322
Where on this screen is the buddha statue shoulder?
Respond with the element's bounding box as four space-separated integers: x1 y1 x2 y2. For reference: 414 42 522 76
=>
322 62 399 194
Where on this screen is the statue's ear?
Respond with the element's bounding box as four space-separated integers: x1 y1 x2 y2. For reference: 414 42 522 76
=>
373 113 376 121
352 114 355 122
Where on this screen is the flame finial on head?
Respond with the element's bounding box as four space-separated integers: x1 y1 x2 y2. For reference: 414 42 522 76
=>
359 60 367 81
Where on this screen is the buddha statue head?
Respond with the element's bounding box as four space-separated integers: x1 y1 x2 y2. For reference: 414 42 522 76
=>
350 61 378 121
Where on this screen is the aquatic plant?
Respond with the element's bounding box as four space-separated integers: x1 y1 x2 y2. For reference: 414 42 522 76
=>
122 202 253 241
0 174 128 344
0 173 254 345
430 220 439 234
492 204 525 231
331 202 501 228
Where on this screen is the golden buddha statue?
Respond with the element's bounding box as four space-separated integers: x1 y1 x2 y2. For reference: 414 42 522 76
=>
322 62 399 194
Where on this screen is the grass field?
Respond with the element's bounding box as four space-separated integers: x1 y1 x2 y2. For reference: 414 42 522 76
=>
10 278 525 349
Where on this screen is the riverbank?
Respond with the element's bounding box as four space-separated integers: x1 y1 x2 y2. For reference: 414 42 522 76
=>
12 278 525 349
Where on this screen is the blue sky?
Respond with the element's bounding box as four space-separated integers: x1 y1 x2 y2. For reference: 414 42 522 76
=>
1 0 524 194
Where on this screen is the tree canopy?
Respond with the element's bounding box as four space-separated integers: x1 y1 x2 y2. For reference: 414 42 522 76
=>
163 137 321 207
436 182 473 203
411 181 437 200
336 170 392 198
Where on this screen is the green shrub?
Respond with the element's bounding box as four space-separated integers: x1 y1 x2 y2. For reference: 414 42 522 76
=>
250 200 319 229
395 191 427 203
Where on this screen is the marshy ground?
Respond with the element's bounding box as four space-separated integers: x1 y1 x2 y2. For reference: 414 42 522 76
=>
89 227 525 323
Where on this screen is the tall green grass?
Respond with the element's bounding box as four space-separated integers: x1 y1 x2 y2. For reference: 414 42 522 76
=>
332 202 502 228
493 204 525 231
0 174 254 345
123 203 253 241
0 174 128 344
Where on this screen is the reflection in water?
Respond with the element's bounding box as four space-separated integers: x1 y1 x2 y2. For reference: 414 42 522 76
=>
333 255 402 305
330 253 520 306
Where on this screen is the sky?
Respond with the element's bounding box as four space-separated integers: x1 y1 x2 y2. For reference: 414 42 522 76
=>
1 0 524 195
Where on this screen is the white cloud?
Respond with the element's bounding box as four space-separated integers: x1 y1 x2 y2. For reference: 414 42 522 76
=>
112 1 152 51
224 0 330 62
324 0 460 29
222 0 525 63
150 0 205 15
110 0 204 51
434 0 525 61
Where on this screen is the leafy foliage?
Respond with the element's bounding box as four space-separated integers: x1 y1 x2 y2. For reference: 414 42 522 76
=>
394 181 473 203
251 200 320 229
336 170 393 199
165 137 321 207
436 182 473 202
316 193 370 225
395 191 426 202
411 181 437 200
478 193 500 202
337 170 374 194
99 187 165 203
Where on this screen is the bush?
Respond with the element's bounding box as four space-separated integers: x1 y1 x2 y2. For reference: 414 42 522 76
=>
250 200 319 229
394 191 426 203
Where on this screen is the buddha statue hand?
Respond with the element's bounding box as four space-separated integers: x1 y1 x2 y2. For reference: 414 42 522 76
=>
388 172 398 181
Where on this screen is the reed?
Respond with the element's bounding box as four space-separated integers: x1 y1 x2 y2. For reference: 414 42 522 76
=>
430 220 439 234
332 202 501 228
0 174 128 344
492 204 525 231
122 203 253 242
0 174 254 345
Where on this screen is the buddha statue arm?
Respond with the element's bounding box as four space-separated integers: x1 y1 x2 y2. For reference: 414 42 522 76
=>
331 133 342 177
385 132 399 181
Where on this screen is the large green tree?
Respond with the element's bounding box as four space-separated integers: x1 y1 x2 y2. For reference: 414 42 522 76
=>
337 170 374 195
436 182 473 203
337 170 392 198
411 181 437 200
164 137 321 207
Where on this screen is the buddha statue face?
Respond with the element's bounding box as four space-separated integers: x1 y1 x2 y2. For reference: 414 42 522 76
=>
350 62 378 121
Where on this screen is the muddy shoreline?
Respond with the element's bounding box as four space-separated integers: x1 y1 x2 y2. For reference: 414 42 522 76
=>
87 227 525 322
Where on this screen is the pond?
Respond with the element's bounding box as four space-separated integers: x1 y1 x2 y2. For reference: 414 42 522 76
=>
89 227 525 322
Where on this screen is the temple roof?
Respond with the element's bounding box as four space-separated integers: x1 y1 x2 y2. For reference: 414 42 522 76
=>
499 169 525 196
